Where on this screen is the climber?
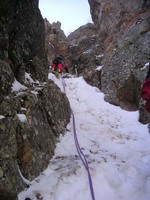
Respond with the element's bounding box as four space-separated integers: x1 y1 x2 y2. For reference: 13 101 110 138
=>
141 62 150 112
51 55 65 77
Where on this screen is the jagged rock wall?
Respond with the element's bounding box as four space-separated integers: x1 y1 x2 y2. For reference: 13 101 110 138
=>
0 78 71 200
101 16 150 110
88 0 150 111
0 0 47 102
67 23 104 87
44 19 69 67
0 1 71 199
88 0 150 47
67 23 97 45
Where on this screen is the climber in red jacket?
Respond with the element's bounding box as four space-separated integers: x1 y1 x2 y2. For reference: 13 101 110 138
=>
51 55 65 76
141 62 150 112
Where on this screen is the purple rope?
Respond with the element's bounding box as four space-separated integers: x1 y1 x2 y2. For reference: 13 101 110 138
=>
61 77 95 200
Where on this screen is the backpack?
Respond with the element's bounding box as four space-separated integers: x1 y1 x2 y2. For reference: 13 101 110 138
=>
53 57 59 65
53 56 64 66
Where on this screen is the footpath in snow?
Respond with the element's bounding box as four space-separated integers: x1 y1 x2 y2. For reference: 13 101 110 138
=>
18 74 150 200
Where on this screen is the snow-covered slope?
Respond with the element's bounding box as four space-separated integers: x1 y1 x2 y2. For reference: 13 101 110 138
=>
18 74 150 200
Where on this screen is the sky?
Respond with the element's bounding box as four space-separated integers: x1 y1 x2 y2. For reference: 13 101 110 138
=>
39 0 93 36
16 69 150 200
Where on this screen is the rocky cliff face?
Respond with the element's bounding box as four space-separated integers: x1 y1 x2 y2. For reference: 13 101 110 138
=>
0 0 47 101
88 0 150 47
87 0 150 111
67 23 104 88
0 79 71 200
44 19 69 66
0 1 71 199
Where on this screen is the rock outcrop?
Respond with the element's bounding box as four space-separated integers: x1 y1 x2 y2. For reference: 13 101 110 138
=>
0 0 47 101
44 19 69 66
101 20 149 110
67 23 104 88
0 77 71 200
88 0 150 111
0 1 71 199
67 23 96 45
88 0 150 48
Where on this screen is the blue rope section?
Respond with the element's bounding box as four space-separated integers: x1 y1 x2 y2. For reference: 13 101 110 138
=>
61 77 95 200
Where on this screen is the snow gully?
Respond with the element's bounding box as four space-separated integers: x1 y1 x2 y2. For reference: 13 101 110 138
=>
61 77 96 200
